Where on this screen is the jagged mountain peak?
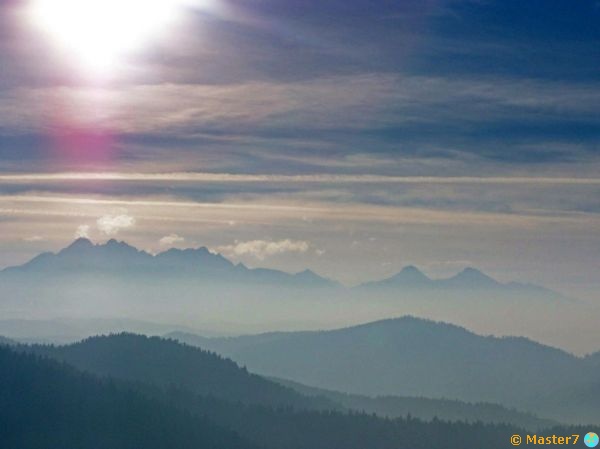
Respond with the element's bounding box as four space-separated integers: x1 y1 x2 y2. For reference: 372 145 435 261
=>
154 246 234 270
3 239 335 287
60 238 142 256
66 237 94 250
156 246 226 261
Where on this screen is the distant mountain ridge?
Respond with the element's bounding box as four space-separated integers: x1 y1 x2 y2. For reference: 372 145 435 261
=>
1 238 566 298
168 316 599 424
2 238 336 288
358 265 566 300
269 376 557 430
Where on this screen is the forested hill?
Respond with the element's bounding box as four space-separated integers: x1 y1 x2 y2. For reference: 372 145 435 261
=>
0 346 257 449
0 335 15 345
29 333 336 410
169 316 597 424
269 377 557 430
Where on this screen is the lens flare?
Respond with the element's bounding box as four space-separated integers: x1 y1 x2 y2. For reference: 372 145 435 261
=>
27 0 195 76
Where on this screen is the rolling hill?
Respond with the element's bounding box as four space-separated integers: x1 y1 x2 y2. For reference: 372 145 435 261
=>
168 316 599 424
270 377 557 430
29 333 335 410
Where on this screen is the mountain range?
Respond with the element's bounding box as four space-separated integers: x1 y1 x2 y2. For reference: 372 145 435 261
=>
0 238 589 359
0 317 219 345
168 316 599 424
1 238 566 298
4 238 336 288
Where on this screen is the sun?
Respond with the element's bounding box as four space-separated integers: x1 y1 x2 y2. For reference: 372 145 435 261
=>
27 0 190 76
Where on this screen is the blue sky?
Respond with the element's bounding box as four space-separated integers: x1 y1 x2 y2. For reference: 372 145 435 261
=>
0 0 598 298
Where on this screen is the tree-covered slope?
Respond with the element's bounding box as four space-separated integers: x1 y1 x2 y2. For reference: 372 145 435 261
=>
269 377 557 430
29 333 336 410
0 346 257 449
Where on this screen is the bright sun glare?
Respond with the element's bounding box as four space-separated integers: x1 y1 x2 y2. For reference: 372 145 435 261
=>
28 0 192 75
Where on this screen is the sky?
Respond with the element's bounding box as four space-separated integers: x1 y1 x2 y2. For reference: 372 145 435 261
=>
0 0 598 299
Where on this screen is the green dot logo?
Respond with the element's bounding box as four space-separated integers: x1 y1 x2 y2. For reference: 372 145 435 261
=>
585 432 599 448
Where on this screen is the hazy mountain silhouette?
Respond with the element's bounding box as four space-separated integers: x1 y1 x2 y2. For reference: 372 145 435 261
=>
169 317 599 424
0 239 580 357
358 266 567 300
4 238 336 287
0 345 257 449
2 239 568 297
0 317 211 345
372 265 433 287
270 377 557 430
0 239 345 327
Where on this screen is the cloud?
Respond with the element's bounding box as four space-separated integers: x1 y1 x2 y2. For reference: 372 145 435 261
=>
75 224 90 239
96 214 135 236
2 193 599 229
159 233 185 246
22 235 44 242
1 172 599 185
216 239 311 260
1 75 598 138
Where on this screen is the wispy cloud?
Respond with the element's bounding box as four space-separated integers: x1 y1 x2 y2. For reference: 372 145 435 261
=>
215 239 311 260
1 75 598 137
0 172 599 185
0 194 598 228
22 235 44 242
159 233 185 246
